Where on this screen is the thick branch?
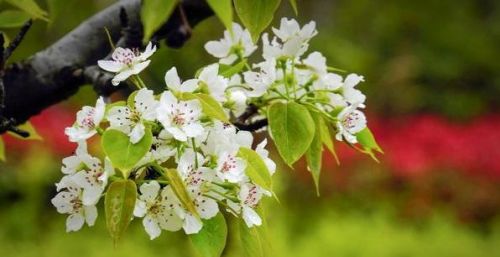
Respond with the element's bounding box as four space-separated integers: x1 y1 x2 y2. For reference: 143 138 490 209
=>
0 0 212 133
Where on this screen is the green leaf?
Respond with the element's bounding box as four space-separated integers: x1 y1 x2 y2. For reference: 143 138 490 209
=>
305 114 323 196
239 220 264 257
233 0 281 42
102 129 153 176
219 60 247 78
181 93 229 122
0 10 31 28
141 0 178 42
0 137 5 162
288 0 298 15
5 0 48 21
237 147 272 191
105 179 137 244
355 127 383 162
8 121 43 141
190 213 227 257
317 114 339 164
206 0 233 31
47 0 76 23
268 101 315 166
164 168 199 218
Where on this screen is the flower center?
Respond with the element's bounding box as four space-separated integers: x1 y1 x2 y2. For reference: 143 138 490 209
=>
342 111 363 132
244 185 259 207
81 109 95 128
221 155 237 173
112 48 137 66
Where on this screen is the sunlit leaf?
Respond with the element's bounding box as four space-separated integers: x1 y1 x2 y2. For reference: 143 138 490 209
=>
0 137 5 162
5 0 48 21
102 128 153 176
206 0 232 31
268 101 315 166
317 114 339 164
8 121 43 141
305 113 323 195
219 60 247 78
237 147 272 191
233 0 281 42
288 0 298 15
105 179 137 244
0 10 31 28
181 93 229 122
355 127 383 162
164 168 199 218
190 213 227 257
141 0 178 42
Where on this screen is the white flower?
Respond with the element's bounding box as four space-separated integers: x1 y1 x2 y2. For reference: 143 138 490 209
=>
108 88 158 143
60 142 99 177
202 121 253 156
227 90 247 117
98 42 156 86
198 64 228 101
71 158 114 205
243 59 277 97
157 91 204 141
164 67 199 93
51 179 97 232
238 183 265 228
151 130 177 163
335 104 367 144
134 181 183 239
65 97 105 142
342 74 366 107
303 52 343 91
262 18 317 60
205 23 257 64
255 139 276 175
215 151 246 183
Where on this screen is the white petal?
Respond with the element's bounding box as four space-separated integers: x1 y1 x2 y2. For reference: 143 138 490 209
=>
131 60 151 74
139 42 157 61
134 200 147 217
197 197 219 219
204 41 229 58
183 123 204 138
183 214 203 234
165 67 181 90
129 123 146 144
112 69 135 86
242 206 262 227
158 210 183 232
166 127 187 141
84 205 98 226
139 181 161 202
143 215 162 240
66 213 85 232
97 60 124 73
180 79 199 92
82 186 103 206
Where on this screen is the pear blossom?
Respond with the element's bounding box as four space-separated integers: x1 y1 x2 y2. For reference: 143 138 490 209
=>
108 88 158 143
157 91 204 141
303 52 343 91
255 139 276 175
51 179 97 232
60 142 99 176
71 158 114 205
342 74 366 107
335 104 367 144
98 42 156 86
134 182 183 239
164 67 199 93
197 64 228 101
236 183 267 227
205 23 257 64
65 97 105 142
243 59 277 97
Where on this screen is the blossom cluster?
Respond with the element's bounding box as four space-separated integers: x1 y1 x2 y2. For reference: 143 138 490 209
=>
52 18 371 239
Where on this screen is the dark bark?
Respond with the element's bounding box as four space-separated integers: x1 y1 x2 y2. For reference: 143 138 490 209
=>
0 0 213 134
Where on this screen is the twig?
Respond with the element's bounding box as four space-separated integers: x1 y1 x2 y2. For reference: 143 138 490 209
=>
3 20 33 61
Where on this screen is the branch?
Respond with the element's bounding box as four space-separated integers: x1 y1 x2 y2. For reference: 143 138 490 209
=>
0 0 212 134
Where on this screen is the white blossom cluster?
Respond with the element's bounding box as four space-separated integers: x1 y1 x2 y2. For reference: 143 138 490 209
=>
52 17 369 239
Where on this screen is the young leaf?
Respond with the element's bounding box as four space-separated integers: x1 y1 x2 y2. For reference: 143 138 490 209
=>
105 179 137 244
219 60 247 78
181 93 229 122
5 0 48 21
355 127 383 161
8 121 43 141
0 10 31 28
233 0 281 42
206 0 233 31
164 168 199 218
237 147 272 191
0 137 5 162
102 128 153 176
288 0 298 15
316 114 339 164
141 0 178 42
190 213 227 257
305 119 323 196
268 101 315 166
239 220 265 257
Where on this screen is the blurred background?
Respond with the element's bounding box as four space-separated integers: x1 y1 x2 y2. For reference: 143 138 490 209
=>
1 0 500 256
